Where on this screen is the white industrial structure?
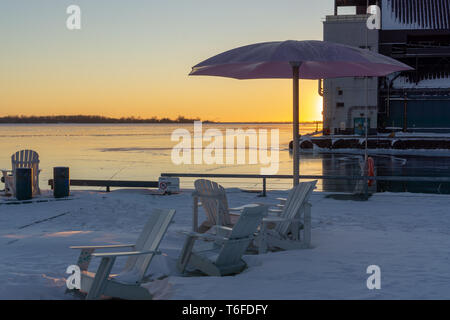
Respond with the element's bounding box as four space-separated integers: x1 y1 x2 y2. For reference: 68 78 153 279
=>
323 13 379 135
322 0 450 135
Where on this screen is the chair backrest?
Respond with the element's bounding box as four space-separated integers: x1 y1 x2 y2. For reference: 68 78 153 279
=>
123 208 176 282
194 179 232 226
11 150 40 194
215 206 265 266
275 181 317 236
11 149 39 170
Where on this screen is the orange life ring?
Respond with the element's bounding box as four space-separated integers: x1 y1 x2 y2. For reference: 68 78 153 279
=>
367 157 375 186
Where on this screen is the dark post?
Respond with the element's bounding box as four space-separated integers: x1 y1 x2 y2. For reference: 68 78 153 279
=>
15 168 32 201
403 93 408 132
53 167 70 198
291 63 301 186
262 178 267 197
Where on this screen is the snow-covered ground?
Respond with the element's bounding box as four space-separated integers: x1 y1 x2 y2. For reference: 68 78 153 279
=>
1 188 449 300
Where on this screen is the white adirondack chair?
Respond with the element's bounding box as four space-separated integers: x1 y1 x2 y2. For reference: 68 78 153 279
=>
177 205 266 276
255 181 317 253
192 179 241 233
1 150 41 196
69 208 176 300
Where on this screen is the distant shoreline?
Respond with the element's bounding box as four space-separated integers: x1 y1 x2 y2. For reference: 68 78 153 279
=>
0 115 322 125
0 122 321 125
0 115 210 124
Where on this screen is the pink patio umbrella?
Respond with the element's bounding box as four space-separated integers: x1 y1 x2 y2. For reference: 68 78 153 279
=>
189 40 413 186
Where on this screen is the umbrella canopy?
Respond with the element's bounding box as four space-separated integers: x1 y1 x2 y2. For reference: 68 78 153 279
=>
190 40 412 79
189 40 413 185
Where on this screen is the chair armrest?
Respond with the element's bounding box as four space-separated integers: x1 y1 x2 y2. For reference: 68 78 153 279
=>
72 244 135 273
92 250 161 258
70 244 135 250
229 203 261 212
208 225 233 233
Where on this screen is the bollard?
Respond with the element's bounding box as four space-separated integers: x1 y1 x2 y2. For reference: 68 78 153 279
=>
15 168 32 200
53 167 70 198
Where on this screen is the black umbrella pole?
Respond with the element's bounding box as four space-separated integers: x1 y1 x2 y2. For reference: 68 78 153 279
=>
292 64 300 186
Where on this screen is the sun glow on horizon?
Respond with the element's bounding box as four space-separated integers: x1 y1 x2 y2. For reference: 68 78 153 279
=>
315 96 324 122
0 1 328 123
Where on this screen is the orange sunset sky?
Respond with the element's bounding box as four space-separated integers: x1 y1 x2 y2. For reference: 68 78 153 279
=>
1 1 334 122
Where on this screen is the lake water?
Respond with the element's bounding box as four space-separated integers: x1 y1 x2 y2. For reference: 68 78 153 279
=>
1 123 449 194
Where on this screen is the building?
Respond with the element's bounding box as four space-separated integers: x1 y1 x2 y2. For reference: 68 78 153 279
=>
322 0 450 135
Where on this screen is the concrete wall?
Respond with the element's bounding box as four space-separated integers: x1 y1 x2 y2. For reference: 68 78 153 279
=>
323 15 379 135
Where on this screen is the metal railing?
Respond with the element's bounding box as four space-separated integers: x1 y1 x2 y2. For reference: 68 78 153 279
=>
161 173 450 197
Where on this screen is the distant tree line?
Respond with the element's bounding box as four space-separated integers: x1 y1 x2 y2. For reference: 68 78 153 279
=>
0 115 214 124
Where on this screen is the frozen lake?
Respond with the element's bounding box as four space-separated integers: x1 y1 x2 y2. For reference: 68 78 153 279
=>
0 123 449 193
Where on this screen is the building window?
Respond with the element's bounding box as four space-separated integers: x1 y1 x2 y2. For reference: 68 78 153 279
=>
336 102 345 108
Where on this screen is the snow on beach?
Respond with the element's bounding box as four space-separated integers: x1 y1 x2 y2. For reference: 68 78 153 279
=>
1 188 450 300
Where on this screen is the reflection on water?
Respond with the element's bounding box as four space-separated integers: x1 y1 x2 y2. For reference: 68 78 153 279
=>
0 123 449 194
322 154 366 193
321 153 450 194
